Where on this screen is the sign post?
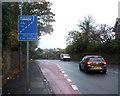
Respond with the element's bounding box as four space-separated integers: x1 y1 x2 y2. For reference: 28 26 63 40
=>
18 15 37 91
26 41 29 91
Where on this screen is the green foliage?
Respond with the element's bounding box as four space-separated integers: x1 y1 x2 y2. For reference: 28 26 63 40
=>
22 2 55 36
78 15 96 41
2 2 20 49
31 48 61 59
2 3 12 47
102 39 119 54
66 15 120 56
2 2 55 51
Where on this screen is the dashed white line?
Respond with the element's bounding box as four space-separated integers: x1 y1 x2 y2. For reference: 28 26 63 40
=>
64 74 67 77
71 85 78 90
62 71 65 73
58 65 79 92
67 78 72 82
61 69 63 71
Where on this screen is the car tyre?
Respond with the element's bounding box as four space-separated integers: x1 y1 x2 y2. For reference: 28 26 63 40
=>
103 70 106 74
85 68 89 73
79 64 82 71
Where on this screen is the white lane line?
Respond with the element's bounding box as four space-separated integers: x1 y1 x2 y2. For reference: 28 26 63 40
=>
71 85 78 90
61 69 63 71
67 78 72 82
57 65 79 91
64 74 68 77
62 71 65 73
112 71 118 74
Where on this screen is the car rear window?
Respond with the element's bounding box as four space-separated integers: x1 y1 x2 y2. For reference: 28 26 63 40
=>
89 57 104 62
64 54 70 56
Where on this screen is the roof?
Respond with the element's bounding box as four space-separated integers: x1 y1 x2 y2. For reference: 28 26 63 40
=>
113 18 120 32
84 55 102 58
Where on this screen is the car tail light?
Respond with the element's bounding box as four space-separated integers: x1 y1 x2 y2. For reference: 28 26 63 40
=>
87 61 93 65
94 56 98 58
102 61 107 64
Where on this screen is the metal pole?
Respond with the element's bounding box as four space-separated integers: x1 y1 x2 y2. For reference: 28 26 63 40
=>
20 1 22 15
20 42 22 71
19 0 22 71
27 41 30 91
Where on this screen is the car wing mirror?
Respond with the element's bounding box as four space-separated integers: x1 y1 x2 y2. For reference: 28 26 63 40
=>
80 61 82 63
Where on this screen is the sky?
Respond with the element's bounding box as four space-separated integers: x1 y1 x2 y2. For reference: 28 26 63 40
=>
38 0 119 49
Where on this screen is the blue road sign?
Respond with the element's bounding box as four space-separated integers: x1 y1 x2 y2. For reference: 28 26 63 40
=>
18 15 38 41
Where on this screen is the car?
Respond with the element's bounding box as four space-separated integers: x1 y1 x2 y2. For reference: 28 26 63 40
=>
60 54 71 61
79 55 107 73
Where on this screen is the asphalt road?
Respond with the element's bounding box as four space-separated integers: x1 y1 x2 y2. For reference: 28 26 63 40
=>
36 60 118 95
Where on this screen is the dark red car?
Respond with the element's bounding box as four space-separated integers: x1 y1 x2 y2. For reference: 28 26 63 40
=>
79 55 107 73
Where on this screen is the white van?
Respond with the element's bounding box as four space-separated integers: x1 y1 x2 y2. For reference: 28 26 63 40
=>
60 54 71 61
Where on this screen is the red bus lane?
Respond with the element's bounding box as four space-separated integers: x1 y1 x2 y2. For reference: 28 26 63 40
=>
38 61 82 95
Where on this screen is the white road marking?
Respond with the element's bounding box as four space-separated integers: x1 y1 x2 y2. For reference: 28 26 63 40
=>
57 64 79 91
62 71 65 73
71 85 78 90
67 78 72 82
113 71 118 74
64 74 67 77
61 69 63 71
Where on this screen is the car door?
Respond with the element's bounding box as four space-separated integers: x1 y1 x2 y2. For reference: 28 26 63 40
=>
83 57 87 70
81 57 86 69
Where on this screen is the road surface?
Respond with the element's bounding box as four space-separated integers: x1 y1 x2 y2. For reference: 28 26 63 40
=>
36 60 118 95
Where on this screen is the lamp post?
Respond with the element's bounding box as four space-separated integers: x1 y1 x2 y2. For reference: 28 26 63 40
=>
19 0 22 72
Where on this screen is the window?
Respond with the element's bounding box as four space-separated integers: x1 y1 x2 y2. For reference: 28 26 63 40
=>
89 58 104 62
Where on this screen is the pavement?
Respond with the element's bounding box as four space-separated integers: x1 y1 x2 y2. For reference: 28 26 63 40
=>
2 60 52 95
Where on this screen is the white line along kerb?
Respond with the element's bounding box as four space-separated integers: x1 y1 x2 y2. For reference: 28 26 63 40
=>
64 74 67 77
67 78 72 82
71 85 78 90
61 69 63 71
62 71 65 73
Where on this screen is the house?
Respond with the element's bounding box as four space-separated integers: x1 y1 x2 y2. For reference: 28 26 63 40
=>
113 18 120 39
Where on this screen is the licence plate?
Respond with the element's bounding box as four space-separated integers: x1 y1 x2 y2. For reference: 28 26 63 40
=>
94 67 101 69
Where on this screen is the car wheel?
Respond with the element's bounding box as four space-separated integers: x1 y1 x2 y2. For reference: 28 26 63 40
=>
103 70 106 74
85 68 89 73
79 64 82 71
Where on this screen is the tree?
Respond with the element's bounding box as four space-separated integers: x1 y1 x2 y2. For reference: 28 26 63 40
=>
22 2 55 56
78 15 96 41
2 2 20 50
66 30 81 45
2 1 55 50
98 24 114 43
